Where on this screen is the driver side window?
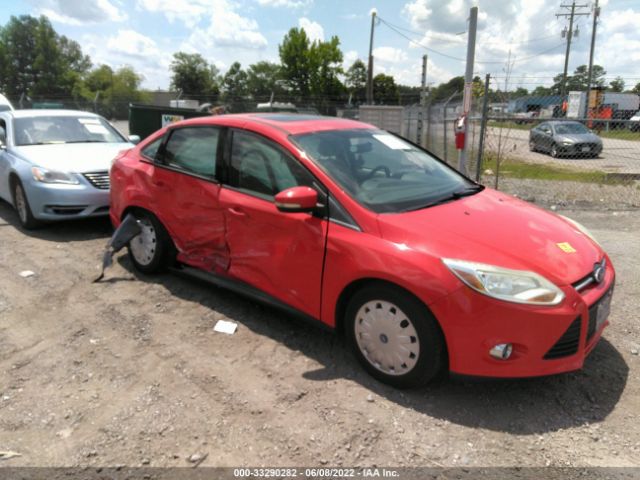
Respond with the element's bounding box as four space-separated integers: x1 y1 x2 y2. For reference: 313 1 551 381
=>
228 130 314 199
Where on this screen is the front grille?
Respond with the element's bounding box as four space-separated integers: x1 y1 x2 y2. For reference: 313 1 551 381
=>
83 171 110 190
544 316 581 360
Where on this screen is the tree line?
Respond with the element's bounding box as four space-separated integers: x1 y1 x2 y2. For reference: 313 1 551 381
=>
1 15 638 118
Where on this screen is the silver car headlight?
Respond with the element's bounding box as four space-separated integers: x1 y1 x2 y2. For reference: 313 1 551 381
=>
559 215 600 246
443 258 565 306
562 139 574 146
31 166 79 185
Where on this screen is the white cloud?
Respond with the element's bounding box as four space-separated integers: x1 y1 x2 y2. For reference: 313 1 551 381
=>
136 0 210 28
373 46 408 64
402 0 432 30
343 50 359 69
106 30 161 59
257 0 312 8
175 0 268 50
31 0 126 23
298 17 324 43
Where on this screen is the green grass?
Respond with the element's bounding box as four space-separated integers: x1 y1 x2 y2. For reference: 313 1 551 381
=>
480 154 633 185
597 129 640 141
487 120 533 131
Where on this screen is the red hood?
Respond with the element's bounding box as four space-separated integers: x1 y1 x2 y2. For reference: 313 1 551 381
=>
377 188 603 286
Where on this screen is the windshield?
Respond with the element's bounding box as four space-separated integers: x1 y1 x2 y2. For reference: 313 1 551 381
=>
292 129 478 213
554 123 589 134
13 115 126 146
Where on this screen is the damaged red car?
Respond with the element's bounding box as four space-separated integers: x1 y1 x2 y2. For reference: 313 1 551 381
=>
109 114 614 388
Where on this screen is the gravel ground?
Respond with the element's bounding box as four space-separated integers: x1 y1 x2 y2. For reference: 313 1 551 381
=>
482 177 640 210
0 198 639 470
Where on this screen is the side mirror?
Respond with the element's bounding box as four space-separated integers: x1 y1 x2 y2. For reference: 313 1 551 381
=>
275 186 318 213
128 134 141 145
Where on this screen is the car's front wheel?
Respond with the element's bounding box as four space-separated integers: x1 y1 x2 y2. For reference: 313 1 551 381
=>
550 143 560 158
528 139 537 152
11 178 40 230
127 210 175 274
345 284 446 388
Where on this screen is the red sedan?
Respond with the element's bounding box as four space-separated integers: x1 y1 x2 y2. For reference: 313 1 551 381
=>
109 114 614 388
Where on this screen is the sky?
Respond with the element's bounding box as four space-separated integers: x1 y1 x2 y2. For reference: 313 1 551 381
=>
1 0 639 92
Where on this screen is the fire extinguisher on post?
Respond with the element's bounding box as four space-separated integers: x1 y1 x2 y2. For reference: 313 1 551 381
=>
454 115 466 150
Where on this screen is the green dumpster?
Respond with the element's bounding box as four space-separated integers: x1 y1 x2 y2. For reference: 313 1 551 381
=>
128 103 210 140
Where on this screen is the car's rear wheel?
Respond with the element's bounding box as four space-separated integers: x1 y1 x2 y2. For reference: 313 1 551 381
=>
345 284 446 388
127 210 174 274
11 178 40 230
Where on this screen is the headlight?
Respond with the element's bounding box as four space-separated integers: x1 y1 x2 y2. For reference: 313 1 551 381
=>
31 166 79 185
562 139 574 145
443 259 565 306
559 215 600 246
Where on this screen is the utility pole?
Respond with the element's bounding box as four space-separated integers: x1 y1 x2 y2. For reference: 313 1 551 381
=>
458 6 478 175
586 0 600 112
556 2 589 98
366 9 377 105
416 55 427 146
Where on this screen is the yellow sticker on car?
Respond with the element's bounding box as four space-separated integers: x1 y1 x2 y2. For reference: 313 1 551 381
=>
557 242 576 253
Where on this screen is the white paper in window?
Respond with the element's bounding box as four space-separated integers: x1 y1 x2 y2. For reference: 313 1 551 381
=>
373 134 411 150
84 124 109 134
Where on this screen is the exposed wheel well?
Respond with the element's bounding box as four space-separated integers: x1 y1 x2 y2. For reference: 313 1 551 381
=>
8 173 20 204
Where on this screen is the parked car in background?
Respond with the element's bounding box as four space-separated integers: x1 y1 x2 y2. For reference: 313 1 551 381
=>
0 109 138 229
628 110 640 132
513 111 539 124
0 93 14 112
109 114 614 388
529 120 603 158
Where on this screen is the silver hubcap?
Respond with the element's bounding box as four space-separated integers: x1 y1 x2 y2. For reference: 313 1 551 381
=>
15 185 28 223
129 218 157 266
354 300 420 376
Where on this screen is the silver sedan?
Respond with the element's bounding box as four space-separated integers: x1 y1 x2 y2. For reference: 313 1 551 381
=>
0 109 138 229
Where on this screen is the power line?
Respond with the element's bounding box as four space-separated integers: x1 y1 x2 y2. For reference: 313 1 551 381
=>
378 16 565 66
378 17 560 47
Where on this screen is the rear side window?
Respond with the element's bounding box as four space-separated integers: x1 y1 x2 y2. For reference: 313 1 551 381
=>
141 137 163 160
161 127 219 179
228 130 314 199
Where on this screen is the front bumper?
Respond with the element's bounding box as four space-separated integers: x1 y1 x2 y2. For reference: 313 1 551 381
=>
22 175 110 221
430 262 615 378
557 142 602 157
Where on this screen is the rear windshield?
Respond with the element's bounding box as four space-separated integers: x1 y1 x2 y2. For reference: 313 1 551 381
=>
292 129 476 213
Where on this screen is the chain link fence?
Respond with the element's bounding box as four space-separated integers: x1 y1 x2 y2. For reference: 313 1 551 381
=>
7 85 640 209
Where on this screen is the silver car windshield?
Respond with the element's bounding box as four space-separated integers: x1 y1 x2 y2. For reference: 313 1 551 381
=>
292 129 478 213
13 115 126 146
554 123 589 134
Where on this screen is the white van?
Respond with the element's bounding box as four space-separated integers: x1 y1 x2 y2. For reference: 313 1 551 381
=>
0 93 14 112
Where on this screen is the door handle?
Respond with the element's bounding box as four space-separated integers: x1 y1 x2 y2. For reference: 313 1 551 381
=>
228 206 247 217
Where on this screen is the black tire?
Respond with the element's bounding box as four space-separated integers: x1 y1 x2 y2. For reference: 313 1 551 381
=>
528 139 536 152
11 178 40 230
126 210 175 274
550 143 559 158
345 284 446 388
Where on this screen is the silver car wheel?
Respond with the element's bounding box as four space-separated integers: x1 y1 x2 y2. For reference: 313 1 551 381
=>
14 183 28 224
354 300 420 376
129 218 157 266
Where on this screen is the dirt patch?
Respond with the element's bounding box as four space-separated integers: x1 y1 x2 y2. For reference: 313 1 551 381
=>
0 200 639 468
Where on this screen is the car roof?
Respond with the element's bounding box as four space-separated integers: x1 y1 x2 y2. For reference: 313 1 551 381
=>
183 113 376 135
5 109 101 119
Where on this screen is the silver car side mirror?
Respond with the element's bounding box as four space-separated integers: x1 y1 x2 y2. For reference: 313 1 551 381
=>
128 134 141 145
